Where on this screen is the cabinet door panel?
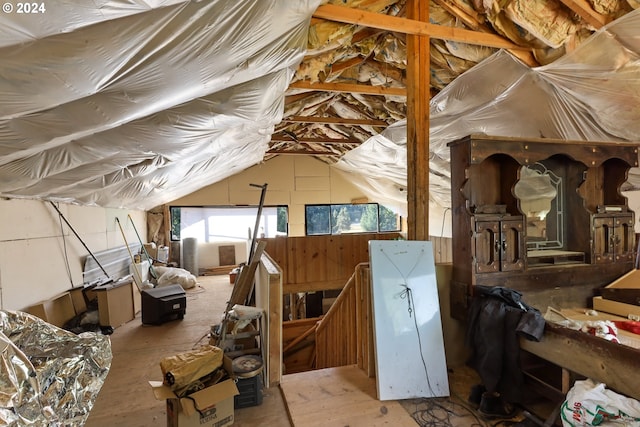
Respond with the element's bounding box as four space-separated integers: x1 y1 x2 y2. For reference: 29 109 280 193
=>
474 220 500 273
613 214 635 262
501 218 525 272
593 216 614 263
592 214 635 263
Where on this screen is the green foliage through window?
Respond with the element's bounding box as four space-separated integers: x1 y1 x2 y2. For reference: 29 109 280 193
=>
169 205 287 241
170 207 181 240
305 203 400 235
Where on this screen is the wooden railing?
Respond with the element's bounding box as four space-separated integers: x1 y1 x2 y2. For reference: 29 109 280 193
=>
315 263 375 376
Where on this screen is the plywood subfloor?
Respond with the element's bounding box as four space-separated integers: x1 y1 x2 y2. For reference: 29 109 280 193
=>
281 363 505 427
83 274 518 427
85 275 291 427
281 365 418 427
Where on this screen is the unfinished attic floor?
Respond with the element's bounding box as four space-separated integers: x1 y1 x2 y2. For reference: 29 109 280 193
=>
84 274 531 427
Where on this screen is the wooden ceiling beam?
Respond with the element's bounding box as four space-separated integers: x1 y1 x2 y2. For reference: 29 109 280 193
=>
367 59 406 84
432 0 480 30
280 116 388 126
312 4 529 51
330 55 367 74
284 92 318 105
267 149 340 156
557 0 609 28
289 80 406 96
271 135 362 144
351 27 385 43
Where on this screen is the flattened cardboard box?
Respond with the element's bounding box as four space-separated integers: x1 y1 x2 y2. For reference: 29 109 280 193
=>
150 357 239 427
599 269 640 307
594 269 640 319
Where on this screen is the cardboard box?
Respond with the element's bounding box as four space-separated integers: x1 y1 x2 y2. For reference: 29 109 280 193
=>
68 287 88 315
144 243 158 261
593 269 640 319
150 357 239 427
27 291 76 327
93 277 135 328
603 269 640 289
599 269 640 306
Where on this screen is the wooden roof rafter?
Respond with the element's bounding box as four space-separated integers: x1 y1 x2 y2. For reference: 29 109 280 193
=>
557 0 610 28
280 115 388 127
270 134 363 145
266 149 343 156
289 80 406 96
312 3 537 66
312 4 526 50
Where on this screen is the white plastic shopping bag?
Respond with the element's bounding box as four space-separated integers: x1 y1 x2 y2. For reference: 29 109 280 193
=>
561 379 640 426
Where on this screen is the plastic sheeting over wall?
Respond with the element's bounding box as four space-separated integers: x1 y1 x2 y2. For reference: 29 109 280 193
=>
0 0 321 210
333 8 640 236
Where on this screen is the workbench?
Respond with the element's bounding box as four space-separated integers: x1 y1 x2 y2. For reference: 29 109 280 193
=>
520 308 640 403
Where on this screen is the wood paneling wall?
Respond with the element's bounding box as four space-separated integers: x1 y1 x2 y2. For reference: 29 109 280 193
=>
260 233 402 294
274 235 451 375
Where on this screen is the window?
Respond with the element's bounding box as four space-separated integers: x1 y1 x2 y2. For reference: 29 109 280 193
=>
170 206 288 242
305 203 400 235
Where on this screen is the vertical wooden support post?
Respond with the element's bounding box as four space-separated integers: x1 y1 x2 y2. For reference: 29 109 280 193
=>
561 367 571 393
406 0 430 241
163 204 171 246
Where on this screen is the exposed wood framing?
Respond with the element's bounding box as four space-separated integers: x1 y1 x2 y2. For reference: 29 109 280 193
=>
313 4 529 50
366 59 406 84
266 149 340 156
270 135 362 144
558 0 609 28
433 0 481 30
280 116 388 126
431 0 537 66
283 322 318 354
283 279 346 295
406 0 430 241
289 80 406 96
330 55 368 74
284 92 317 105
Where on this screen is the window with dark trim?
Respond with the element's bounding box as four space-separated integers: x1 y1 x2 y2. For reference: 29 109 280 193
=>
305 203 400 235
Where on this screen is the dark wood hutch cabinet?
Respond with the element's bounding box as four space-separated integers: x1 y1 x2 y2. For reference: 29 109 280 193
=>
449 134 639 317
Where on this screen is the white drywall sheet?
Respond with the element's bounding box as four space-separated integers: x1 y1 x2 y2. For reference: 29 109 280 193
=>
369 240 450 400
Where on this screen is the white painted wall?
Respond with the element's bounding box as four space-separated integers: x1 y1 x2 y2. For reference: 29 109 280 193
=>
0 199 146 311
170 156 369 237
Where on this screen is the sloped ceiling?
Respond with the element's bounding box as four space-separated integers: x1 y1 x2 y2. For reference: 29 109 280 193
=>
334 7 640 223
1 0 639 210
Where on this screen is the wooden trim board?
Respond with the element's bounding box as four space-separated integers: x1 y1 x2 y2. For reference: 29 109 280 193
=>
280 365 418 427
593 296 640 320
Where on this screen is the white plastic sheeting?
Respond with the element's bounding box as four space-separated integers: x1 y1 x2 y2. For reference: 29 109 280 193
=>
334 8 640 236
0 0 321 209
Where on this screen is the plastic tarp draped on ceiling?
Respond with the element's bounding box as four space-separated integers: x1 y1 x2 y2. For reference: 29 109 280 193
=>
333 8 640 237
0 0 321 210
